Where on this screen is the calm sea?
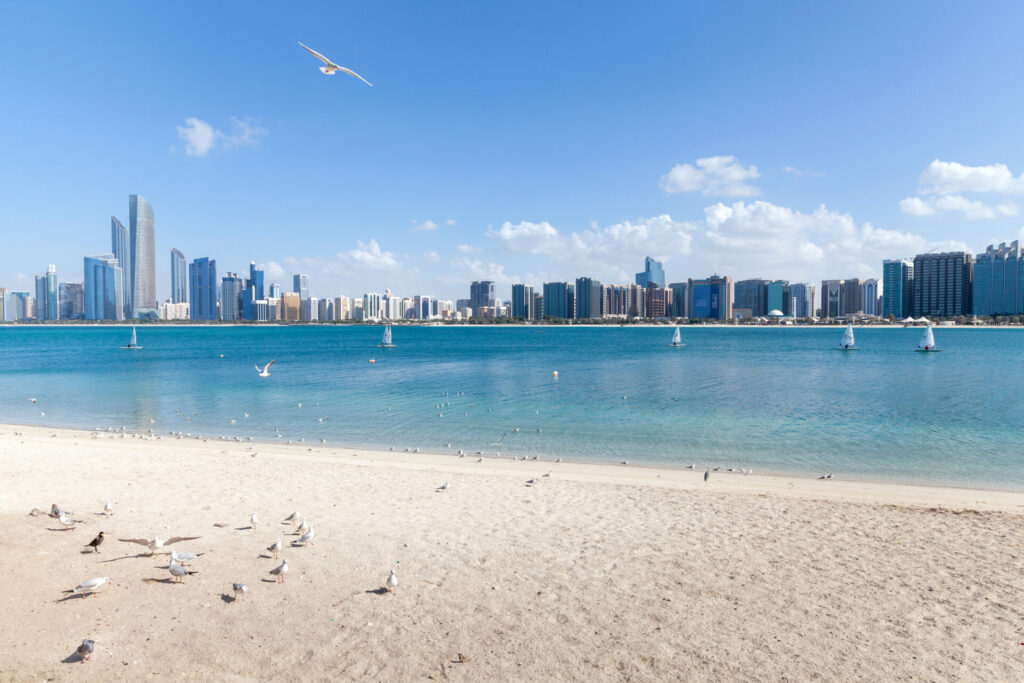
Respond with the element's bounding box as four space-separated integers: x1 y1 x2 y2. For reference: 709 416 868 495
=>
1 325 1023 489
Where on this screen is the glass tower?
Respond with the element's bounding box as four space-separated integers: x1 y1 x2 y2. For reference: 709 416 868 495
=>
84 254 123 321
189 257 218 321
542 282 569 319
293 274 309 299
111 216 131 317
170 248 187 303
129 195 156 319
511 284 534 319
635 256 666 288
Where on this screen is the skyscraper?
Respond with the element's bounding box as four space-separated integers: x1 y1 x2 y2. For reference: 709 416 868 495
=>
734 279 769 317
470 280 495 316
84 254 123 321
221 272 243 321
363 292 382 320
170 248 187 303
269 283 282 299
36 264 59 320
574 277 602 318
821 280 842 318
34 275 46 320
293 274 309 299
111 216 131 317
789 283 815 318
189 257 218 321
59 282 85 320
972 241 1023 316
542 282 569 319
511 284 534 319
840 278 862 316
688 276 732 320
668 282 689 318
128 195 156 318
882 259 914 319
282 292 301 321
766 280 789 315
635 256 666 288
912 251 973 318
861 279 879 315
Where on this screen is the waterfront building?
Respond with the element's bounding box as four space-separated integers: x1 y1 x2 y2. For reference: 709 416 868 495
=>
470 280 495 316
318 297 333 321
189 257 218 321
281 292 300 322
912 251 973 318
532 293 544 320
3 291 32 321
170 248 187 303
734 279 769 317
882 259 913 318
627 284 646 318
248 262 265 299
635 256 666 288
668 282 688 318
333 296 350 320
841 278 862 316
511 284 534 319
34 276 45 319
220 273 243 321
159 301 190 320
363 293 382 321
766 280 789 315
111 216 132 317
269 283 282 299
83 254 123 321
0 287 5 320
420 296 434 320
300 296 320 321
351 300 364 321
644 284 672 318
972 241 1024 316
733 307 753 320
574 277 602 319
861 279 879 315
789 283 815 318
59 282 85 320
293 274 309 300
542 282 570 319
821 280 842 318
128 194 157 319
688 275 732 321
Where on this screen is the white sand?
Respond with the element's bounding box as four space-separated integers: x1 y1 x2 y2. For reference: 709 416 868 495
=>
1 424 1022 681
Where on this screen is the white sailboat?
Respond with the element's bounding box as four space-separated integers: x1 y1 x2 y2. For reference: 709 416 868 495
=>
120 325 142 350
916 324 940 352
668 326 685 348
377 325 395 348
838 323 858 350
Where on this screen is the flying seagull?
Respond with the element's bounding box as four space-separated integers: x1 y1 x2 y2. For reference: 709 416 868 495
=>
119 536 200 556
66 577 109 598
255 360 277 378
298 42 373 86
85 532 105 553
76 639 95 663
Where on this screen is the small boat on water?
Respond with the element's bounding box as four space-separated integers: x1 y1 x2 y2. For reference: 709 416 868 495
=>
668 326 685 348
120 326 142 350
377 325 395 348
916 324 940 352
838 323 858 350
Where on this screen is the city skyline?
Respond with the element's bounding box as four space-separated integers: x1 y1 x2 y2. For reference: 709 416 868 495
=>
3 3 1024 300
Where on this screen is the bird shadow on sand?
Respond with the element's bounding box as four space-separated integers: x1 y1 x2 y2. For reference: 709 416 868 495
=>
47 527 76 532
260 578 277 584
257 554 273 559
220 593 237 604
98 553 151 563
142 577 178 585
62 651 86 664
235 526 253 531
79 550 97 555
55 593 93 603
366 587 389 595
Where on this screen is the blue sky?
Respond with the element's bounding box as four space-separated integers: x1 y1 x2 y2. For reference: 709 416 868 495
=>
2 1 1024 300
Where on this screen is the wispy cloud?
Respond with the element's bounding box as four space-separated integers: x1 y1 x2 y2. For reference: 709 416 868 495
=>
411 220 439 231
660 155 760 197
782 165 825 177
176 116 268 157
456 244 481 253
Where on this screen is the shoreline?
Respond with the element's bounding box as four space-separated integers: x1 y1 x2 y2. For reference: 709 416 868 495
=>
2 321 1024 329
4 423 1022 513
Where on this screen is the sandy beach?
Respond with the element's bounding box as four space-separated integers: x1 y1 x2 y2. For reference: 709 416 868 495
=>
1 424 1022 681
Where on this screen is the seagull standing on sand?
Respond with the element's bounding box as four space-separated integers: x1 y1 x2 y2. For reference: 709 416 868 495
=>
76 639 95 662
85 532 105 553
270 559 288 583
293 526 314 546
386 568 398 593
58 513 77 531
119 536 200 556
268 538 282 559
103 501 113 515
295 519 309 536
168 561 193 583
250 512 259 531
232 583 248 601
255 360 277 378
298 42 373 86
437 481 450 492
67 577 109 598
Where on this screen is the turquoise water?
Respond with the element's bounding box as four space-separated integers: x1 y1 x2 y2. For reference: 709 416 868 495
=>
2 325 1023 489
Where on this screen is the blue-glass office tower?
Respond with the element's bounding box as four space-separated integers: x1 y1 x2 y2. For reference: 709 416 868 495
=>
84 254 123 320
248 262 265 300
766 280 789 315
45 265 58 320
34 276 46 319
882 260 913 319
111 216 131 317
542 282 569 318
128 195 156 319
635 256 666 288
789 283 815 318
511 284 534 319
668 282 688 317
241 262 266 320
734 279 768 316
912 251 972 318
973 241 1024 316
470 280 495 315
293 274 309 299
574 277 602 318
170 248 187 303
189 257 218 321
861 279 879 316
688 276 732 320
221 273 243 320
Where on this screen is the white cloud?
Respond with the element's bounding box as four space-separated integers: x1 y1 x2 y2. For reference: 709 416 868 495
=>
176 116 267 157
486 221 563 255
446 219 456 226
411 220 438 231
443 258 518 286
423 250 440 262
660 155 760 197
348 239 399 269
265 261 287 282
918 159 1024 195
898 196 935 216
782 166 825 178
899 194 1018 220
456 244 482 253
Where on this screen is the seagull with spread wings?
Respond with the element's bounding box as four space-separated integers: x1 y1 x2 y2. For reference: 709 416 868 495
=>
119 536 200 556
255 360 277 378
299 42 373 86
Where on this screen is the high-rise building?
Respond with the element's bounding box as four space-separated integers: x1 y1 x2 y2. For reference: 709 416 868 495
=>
220 273 243 321
635 256 666 288
334 296 351 320
627 284 646 318
542 282 569 319
34 276 46 320
2 291 32 321
248 262 265 300
269 283 282 299
241 262 266 321
59 282 85 320
470 280 495 316
645 284 672 318
882 259 913 319
128 195 156 319
668 282 688 318
532 293 544 320
821 280 842 318
282 292 301 322
511 284 534 319
318 297 333 321
301 296 319 321
840 278 862 316
189 257 218 321
734 279 769 317
861 279 879 316
293 274 309 299
789 283 815 318
111 216 131 317
575 277 602 318
363 293 382 320
170 248 187 303
83 254 124 321
972 241 1024 316
912 251 973 318
766 280 789 315
688 276 732 321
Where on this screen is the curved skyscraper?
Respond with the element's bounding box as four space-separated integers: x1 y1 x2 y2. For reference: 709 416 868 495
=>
129 195 156 319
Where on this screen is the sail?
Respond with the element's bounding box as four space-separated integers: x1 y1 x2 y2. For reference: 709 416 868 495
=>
129 326 137 347
918 325 935 350
382 326 392 346
671 327 681 346
840 324 855 348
